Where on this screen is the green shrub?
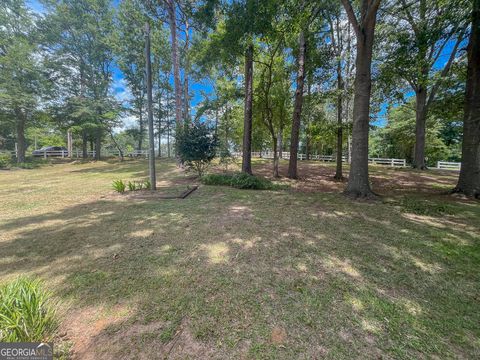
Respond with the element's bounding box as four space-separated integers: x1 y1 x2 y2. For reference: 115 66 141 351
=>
112 179 126 193
0 277 58 342
230 172 271 190
176 123 218 176
0 152 12 169
201 172 284 190
201 173 233 186
127 181 137 191
143 179 151 190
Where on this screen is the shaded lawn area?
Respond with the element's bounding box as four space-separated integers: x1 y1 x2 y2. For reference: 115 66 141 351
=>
0 159 479 359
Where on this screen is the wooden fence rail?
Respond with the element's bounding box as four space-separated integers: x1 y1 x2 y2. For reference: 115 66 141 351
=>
436 161 461 170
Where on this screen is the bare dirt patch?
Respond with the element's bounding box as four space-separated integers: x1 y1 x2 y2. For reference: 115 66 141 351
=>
252 160 459 196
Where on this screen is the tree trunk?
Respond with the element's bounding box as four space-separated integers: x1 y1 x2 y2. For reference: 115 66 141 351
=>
277 128 283 159
272 136 279 178
454 0 480 197
334 61 344 179
145 22 157 190
343 0 379 198
82 131 88 159
138 109 143 151
183 18 190 124
242 43 254 175
158 119 162 158
95 128 101 161
15 110 26 163
288 30 306 179
167 123 171 158
413 88 428 169
167 0 182 129
109 132 124 161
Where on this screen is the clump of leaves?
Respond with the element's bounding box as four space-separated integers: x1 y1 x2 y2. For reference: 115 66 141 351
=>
127 181 137 191
0 277 58 342
112 179 126 193
177 122 218 176
201 173 233 186
143 180 151 189
202 172 285 190
399 196 454 216
0 152 12 169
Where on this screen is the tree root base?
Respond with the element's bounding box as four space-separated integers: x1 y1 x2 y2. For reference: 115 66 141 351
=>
343 189 380 201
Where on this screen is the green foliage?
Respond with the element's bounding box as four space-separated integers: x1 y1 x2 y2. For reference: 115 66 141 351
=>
370 103 451 166
123 180 151 192
201 172 284 190
201 173 233 186
177 123 218 176
112 179 126 193
0 277 58 342
127 181 137 191
143 179 151 190
0 152 12 169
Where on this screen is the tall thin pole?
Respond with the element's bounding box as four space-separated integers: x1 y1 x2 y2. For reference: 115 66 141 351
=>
145 22 156 190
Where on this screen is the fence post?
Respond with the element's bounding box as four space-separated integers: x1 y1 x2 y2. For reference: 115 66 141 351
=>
391 159 394 166
436 161 440 169
44 151 47 159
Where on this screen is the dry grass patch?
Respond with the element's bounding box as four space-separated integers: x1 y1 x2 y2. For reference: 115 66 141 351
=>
0 159 479 359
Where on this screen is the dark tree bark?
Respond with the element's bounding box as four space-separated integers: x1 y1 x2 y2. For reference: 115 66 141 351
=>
145 22 156 190
414 87 428 169
15 110 26 163
334 61 344 179
167 0 182 129
454 0 480 197
138 108 143 151
94 128 101 161
242 43 254 175
341 0 381 198
305 80 312 160
183 18 190 124
277 128 283 159
158 119 162 158
82 131 88 159
288 30 307 179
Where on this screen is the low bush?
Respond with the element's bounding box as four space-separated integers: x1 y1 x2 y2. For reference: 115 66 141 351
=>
230 172 273 190
201 172 284 190
176 123 217 176
0 152 12 169
112 179 126 193
0 277 58 342
201 173 233 186
127 181 137 191
117 179 152 193
143 180 151 189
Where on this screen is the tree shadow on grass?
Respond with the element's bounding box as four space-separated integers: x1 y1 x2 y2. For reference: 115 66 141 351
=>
0 188 479 359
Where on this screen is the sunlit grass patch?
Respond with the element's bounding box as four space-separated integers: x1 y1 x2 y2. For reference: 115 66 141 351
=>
0 159 478 358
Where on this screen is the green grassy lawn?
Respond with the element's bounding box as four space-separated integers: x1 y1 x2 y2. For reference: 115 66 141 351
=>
0 159 479 359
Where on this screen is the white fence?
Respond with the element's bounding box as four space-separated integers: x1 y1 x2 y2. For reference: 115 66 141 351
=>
234 151 407 167
5 148 459 170
436 161 461 171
